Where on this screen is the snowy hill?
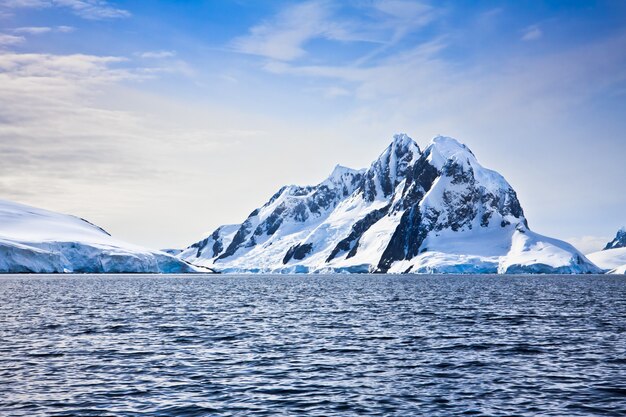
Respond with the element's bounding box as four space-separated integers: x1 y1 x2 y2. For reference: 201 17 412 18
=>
587 228 626 274
180 134 600 274
0 199 199 273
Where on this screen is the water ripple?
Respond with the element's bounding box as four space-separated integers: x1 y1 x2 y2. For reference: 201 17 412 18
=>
0 274 625 416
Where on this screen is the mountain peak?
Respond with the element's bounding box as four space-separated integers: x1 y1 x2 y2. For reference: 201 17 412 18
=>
425 135 476 170
361 134 421 201
179 132 598 275
604 227 626 250
429 135 474 155
322 164 364 190
329 164 358 178
391 133 417 148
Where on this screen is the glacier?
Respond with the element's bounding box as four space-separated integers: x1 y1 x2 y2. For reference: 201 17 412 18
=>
587 227 626 274
0 199 200 273
180 134 600 274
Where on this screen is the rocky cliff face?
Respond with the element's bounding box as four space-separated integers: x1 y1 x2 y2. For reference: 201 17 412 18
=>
209 164 365 263
179 134 600 274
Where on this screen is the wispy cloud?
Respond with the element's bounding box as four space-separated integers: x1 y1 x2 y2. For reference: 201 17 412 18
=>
263 38 448 100
12 25 74 34
231 0 438 65
13 26 52 34
0 52 129 80
0 51 142 196
372 0 436 42
0 33 24 45
521 24 543 41
232 1 339 61
0 51 231 190
0 49 207 223
1 0 130 20
353 0 438 65
262 22 626 111
0 48 274 246
58 0 129 19
0 0 45 6
231 1 393 61
138 50 176 59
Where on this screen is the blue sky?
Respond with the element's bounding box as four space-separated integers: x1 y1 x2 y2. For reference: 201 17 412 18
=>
0 0 625 252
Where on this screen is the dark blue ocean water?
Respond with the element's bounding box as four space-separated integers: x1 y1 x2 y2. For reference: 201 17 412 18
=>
0 274 625 416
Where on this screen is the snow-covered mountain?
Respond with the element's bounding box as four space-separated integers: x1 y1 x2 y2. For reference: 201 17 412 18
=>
603 227 626 250
0 199 199 273
180 134 600 274
587 227 626 274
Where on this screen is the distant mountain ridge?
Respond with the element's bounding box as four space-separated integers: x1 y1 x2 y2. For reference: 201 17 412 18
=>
180 134 600 274
588 227 626 274
604 227 626 250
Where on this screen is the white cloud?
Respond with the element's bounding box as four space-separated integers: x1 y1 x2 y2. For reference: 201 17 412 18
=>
0 49 278 247
138 50 176 59
0 52 129 80
57 0 130 19
0 0 47 6
263 29 626 108
1 0 130 19
373 0 435 41
12 25 75 35
374 0 431 18
0 52 148 206
231 1 336 61
231 1 396 61
263 38 448 100
0 33 24 45
231 0 438 67
522 25 542 41
13 26 52 34
0 52 145 182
